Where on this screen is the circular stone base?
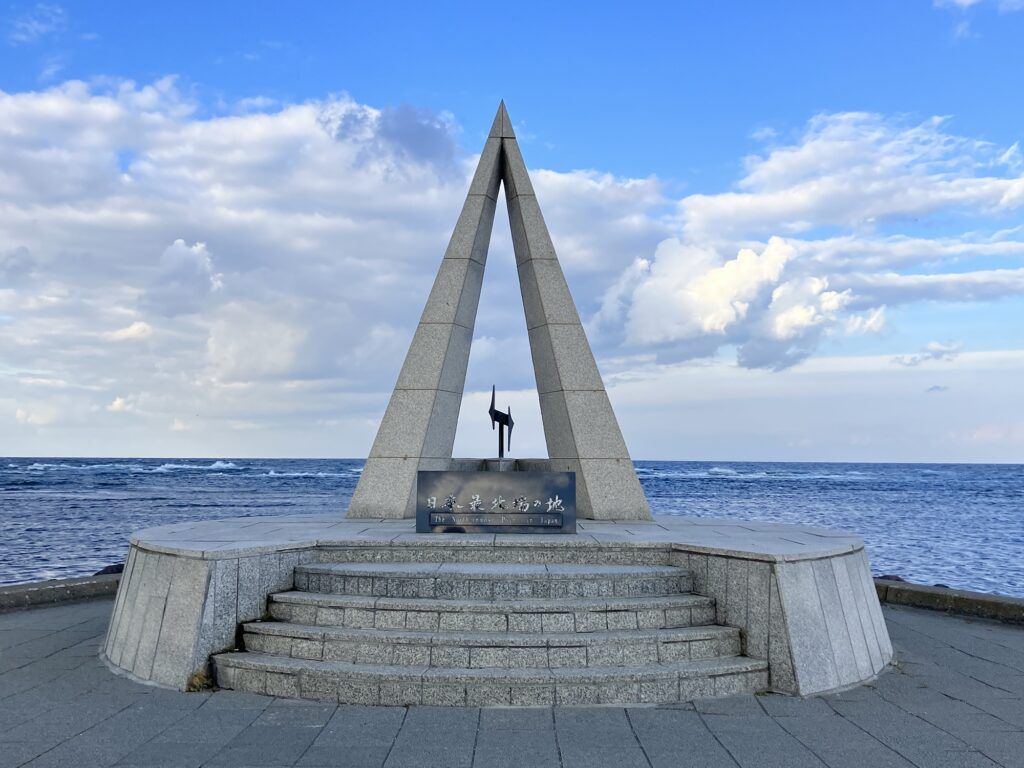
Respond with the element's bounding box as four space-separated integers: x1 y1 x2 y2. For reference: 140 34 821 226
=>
102 516 892 702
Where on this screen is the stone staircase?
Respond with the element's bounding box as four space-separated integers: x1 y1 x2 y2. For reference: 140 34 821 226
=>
212 544 768 706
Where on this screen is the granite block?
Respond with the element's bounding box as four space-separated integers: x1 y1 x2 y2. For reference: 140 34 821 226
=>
132 594 166 679
439 612 475 631
443 192 498 266
511 685 555 706
507 194 558 265
374 610 406 630
640 677 678 704
393 325 448 392
767 571 796 693
419 256 472 326
150 556 211 688
746 562 770 659
291 639 324 660
421 682 467 706
692 604 716 625
664 607 691 627
556 683 600 705
575 612 608 632
509 613 543 633
508 647 548 668
725 558 749 629
677 676 715 701
525 325 561 395
367 389 434 458
707 557 728 623
541 613 574 633
658 640 692 662
379 681 422 707
114 548 149 668
299 670 339 701
347 457 419 519
337 680 380 706
237 668 266 694
467 136 502 199
713 673 752 696
471 647 510 668
517 258 580 329
855 550 893 663
344 607 375 628
407 611 440 631
265 672 300 698
467 684 512 706
845 554 884 673
549 324 605 392
830 556 873 680
577 459 651 520
776 560 839 693
689 553 709 595
560 392 630 460
473 613 508 632
392 644 431 666
357 643 397 665
812 557 859 686
437 324 474 395
637 609 665 629
322 640 355 662
431 646 470 668
548 647 587 667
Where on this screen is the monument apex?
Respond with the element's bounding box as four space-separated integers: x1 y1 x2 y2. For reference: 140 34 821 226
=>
347 103 651 521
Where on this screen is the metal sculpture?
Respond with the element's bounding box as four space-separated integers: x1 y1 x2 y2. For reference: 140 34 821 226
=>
488 385 514 459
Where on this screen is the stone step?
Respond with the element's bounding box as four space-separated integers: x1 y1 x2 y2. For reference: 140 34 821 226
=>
213 652 769 706
268 591 717 632
313 543 673 566
241 622 742 668
294 563 690 600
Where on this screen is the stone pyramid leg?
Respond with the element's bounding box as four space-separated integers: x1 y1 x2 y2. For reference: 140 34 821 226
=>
500 118 652 520
347 131 502 518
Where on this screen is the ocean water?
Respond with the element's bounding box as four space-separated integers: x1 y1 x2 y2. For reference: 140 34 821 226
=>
0 459 1021 596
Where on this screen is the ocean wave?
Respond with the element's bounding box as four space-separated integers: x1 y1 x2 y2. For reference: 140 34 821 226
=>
153 461 240 472
260 470 349 478
25 461 149 472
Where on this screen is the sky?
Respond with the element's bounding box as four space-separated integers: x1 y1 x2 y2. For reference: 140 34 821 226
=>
1 1 1023 462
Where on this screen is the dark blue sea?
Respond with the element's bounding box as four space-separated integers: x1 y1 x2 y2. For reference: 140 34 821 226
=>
1 459 1021 596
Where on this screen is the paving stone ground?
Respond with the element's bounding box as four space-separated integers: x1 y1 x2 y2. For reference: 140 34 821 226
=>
2 600 1023 768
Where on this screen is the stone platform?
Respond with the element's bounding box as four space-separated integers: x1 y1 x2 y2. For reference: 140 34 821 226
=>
102 516 892 704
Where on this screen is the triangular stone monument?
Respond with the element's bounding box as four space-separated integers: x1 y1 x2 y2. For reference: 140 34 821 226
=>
348 103 651 521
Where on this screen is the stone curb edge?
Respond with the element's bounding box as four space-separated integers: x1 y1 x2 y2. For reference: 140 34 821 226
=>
875 578 1024 624
0 573 121 613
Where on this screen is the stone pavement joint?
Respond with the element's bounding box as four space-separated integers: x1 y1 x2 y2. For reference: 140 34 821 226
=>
1 599 1022 767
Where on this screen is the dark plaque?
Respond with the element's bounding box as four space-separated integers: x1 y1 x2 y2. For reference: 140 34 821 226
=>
416 471 576 534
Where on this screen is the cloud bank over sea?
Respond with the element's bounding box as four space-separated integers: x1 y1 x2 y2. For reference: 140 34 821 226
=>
1 80 1022 461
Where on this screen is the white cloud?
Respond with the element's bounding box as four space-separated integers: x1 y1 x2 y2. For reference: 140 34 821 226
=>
106 321 153 341
845 306 887 335
143 241 222 317
603 111 1024 370
6 3 67 46
626 237 793 344
15 403 57 425
893 341 963 367
679 113 1024 240
106 396 132 412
